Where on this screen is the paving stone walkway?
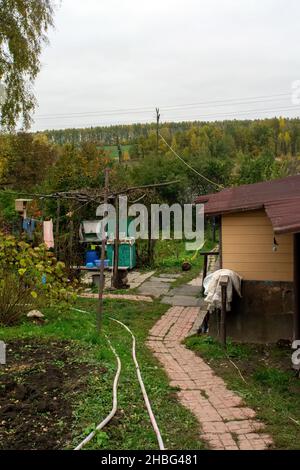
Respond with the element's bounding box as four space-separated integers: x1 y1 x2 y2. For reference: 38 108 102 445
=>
137 273 178 298
82 270 155 290
147 306 273 450
79 292 153 302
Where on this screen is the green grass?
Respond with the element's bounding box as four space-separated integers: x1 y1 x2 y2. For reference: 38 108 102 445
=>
185 335 300 450
0 298 206 450
152 237 216 287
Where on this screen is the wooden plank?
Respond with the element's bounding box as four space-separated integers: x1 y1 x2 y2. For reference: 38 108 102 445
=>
223 225 274 235
223 270 292 282
223 253 293 263
222 233 292 245
223 267 293 282
223 244 293 254
223 261 292 272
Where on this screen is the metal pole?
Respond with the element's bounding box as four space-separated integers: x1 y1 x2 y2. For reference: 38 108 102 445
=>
97 168 110 334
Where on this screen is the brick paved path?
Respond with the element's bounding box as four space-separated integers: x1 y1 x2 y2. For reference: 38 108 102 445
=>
147 306 273 450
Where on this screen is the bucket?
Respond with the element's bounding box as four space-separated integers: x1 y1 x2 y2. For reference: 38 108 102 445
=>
85 250 98 266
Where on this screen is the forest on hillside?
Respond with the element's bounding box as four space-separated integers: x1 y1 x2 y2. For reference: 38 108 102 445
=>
0 116 299 234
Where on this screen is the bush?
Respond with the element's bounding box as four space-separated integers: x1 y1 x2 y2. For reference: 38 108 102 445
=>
0 233 77 325
0 272 37 325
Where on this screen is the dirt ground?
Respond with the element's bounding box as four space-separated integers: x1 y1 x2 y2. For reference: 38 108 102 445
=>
0 339 106 450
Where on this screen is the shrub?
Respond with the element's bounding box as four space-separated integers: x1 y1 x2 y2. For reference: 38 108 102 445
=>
0 272 37 325
0 232 77 325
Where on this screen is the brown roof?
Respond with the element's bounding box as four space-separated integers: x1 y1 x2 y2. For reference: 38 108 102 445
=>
195 175 300 234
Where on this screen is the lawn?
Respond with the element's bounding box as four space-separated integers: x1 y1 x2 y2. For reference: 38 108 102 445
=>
0 298 205 450
185 335 300 450
136 237 216 288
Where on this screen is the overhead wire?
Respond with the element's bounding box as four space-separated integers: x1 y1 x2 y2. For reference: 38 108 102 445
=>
158 133 224 190
36 103 300 131
34 92 292 119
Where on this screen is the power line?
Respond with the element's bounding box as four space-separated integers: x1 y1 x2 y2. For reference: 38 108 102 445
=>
158 133 224 190
160 104 300 121
36 105 300 131
33 92 292 120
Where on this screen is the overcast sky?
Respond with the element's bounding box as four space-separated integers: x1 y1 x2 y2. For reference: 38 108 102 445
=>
32 0 300 131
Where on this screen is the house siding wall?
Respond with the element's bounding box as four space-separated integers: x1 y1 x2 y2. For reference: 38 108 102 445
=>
221 209 293 281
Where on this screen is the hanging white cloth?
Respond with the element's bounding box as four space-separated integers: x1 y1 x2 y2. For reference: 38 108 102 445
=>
203 269 242 312
43 219 54 249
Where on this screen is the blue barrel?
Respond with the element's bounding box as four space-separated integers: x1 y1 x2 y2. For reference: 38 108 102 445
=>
85 250 98 266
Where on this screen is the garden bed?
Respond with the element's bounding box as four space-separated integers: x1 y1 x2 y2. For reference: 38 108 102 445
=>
0 338 106 450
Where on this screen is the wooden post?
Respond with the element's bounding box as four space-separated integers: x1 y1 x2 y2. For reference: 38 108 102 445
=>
97 168 110 334
112 195 120 289
202 254 208 296
220 275 229 347
55 199 60 259
293 233 300 341
201 251 220 295
68 204 74 269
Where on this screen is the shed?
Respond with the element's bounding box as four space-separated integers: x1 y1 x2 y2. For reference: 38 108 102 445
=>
196 175 300 343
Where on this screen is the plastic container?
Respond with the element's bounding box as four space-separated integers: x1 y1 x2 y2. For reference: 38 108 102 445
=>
85 250 98 266
94 259 109 268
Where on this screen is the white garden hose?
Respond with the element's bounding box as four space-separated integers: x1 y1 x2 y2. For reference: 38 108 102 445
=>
71 308 164 450
72 308 121 451
110 317 165 450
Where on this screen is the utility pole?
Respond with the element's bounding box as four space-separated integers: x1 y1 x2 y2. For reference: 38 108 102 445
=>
97 168 110 334
156 107 160 155
116 135 122 164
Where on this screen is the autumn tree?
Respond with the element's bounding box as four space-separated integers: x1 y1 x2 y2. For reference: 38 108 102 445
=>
0 0 55 129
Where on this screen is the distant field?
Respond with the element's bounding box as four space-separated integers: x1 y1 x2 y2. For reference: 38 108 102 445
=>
104 144 131 159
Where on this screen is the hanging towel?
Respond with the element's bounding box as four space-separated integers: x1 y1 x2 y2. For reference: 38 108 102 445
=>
43 219 54 249
22 218 36 240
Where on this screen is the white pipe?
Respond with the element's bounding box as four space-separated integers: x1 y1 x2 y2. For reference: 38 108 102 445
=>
110 317 165 450
72 309 121 451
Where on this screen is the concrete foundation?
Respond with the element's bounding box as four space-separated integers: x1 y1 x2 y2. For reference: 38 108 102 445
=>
209 280 294 343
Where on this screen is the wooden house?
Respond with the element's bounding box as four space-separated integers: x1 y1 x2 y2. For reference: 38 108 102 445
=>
196 175 300 343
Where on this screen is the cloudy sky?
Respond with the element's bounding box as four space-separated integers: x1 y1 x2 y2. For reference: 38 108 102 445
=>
32 0 300 131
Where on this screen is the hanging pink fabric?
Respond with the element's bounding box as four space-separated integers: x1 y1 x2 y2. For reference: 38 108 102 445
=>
43 219 54 249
